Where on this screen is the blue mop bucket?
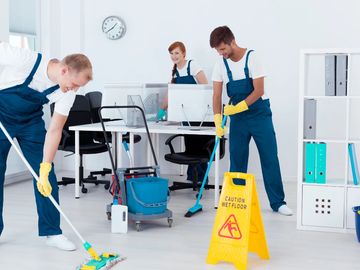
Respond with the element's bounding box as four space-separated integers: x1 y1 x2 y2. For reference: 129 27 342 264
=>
126 177 169 215
353 206 360 242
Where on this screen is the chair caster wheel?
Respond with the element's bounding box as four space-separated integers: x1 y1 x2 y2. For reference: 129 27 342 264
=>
195 193 202 199
81 187 88 193
168 218 173 227
104 183 110 190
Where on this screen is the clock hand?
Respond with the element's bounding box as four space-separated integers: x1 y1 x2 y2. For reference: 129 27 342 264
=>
106 23 118 33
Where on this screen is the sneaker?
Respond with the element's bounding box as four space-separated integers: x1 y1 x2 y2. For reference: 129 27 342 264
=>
277 205 293 216
46 234 77 251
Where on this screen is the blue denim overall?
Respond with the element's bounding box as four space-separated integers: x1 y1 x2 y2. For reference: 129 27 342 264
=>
224 50 286 211
0 53 62 235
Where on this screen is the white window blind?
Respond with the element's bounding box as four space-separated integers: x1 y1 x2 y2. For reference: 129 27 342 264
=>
9 0 37 35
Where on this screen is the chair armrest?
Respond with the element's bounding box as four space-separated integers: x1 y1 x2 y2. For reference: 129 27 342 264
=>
104 118 122 122
164 134 187 154
203 137 227 158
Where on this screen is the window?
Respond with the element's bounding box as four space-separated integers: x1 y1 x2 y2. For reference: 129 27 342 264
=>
9 0 38 51
9 33 36 50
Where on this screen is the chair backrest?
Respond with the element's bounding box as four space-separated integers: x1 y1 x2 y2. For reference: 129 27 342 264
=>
182 121 226 160
85 91 102 123
50 95 94 147
184 135 226 160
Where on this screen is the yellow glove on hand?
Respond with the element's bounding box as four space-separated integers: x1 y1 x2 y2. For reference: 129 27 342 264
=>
37 162 52 197
214 113 227 138
224 100 248 116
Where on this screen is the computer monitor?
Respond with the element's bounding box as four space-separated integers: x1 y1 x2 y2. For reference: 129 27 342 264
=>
102 83 168 122
102 83 143 121
167 84 213 125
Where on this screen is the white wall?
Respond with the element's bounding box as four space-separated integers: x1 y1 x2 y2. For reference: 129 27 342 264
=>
0 0 28 180
44 0 360 182
0 0 9 41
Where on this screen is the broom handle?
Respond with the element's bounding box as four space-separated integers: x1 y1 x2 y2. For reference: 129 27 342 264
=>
0 121 86 244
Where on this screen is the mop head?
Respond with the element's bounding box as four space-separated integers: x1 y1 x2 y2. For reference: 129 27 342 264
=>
76 253 125 270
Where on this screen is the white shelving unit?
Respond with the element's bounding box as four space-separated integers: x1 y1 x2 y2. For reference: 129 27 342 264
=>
297 49 360 232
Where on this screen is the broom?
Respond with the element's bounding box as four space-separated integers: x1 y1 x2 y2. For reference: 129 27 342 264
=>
0 121 124 270
184 114 228 217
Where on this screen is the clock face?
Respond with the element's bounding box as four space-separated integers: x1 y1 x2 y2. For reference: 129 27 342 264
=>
102 16 126 40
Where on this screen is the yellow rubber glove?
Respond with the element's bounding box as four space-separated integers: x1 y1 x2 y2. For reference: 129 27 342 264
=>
214 113 227 138
224 100 248 116
37 162 52 197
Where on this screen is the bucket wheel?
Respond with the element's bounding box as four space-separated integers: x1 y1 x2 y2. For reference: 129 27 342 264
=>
135 222 141 232
167 218 173 228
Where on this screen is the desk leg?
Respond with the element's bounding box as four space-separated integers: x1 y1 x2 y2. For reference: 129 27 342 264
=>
155 133 159 165
75 130 80 199
117 132 122 169
180 137 184 176
130 133 134 166
147 133 153 166
214 135 220 208
112 132 121 170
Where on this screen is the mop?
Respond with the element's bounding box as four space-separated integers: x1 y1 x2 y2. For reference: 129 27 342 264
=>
184 114 228 218
0 122 124 270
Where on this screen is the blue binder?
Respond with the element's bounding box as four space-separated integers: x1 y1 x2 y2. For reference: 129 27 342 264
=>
305 142 316 183
315 143 326 184
348 143 359 185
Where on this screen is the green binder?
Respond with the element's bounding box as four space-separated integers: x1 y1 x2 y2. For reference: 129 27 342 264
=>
305 142 316 183
315 142 326 184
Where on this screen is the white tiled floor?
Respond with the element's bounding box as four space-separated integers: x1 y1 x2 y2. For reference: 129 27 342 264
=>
1 174 359 270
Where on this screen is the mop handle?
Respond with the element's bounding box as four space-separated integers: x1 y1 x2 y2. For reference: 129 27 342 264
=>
0 122 86 244
122 141 134 167
195 115 228 204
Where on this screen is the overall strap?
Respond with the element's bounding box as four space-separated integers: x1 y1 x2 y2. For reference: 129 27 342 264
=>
23 53 42 86
175 68 180 78
222 58 233 82
42 84 60 96
244 50 254 79
186 60 193 76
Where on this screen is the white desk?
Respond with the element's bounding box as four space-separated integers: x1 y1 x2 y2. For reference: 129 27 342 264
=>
69 121 222 207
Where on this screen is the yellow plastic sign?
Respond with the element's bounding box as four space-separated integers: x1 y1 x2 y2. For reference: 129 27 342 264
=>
207 172 269 270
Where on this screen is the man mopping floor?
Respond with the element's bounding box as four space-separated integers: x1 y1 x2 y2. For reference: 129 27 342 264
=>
0 41 90 249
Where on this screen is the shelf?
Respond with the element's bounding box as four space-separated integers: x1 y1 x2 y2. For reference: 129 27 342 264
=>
298 49 360 233
303 96 348 100
302 179 345 187
301 49 360 55
346 184 360 188
303 139 347 144
304 95 360 99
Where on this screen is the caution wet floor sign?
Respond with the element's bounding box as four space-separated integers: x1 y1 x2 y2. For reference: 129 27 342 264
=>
207 172 269 270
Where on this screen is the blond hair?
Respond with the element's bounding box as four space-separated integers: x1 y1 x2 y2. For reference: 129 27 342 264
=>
61 54 93 80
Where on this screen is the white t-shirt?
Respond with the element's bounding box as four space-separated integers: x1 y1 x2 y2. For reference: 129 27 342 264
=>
212 50 268 99
0 42 76 116
172 59 202 82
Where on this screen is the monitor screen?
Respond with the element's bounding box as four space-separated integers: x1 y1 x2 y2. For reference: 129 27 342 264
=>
101 83 167 122
167 84 213 123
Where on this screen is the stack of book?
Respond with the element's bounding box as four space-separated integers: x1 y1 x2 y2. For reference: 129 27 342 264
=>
304 142 327 184
348 143 359 185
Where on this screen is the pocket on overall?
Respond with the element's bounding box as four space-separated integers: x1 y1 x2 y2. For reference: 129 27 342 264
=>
126 177 169 214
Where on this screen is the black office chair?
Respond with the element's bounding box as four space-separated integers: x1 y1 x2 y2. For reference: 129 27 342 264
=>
51 95 110 193
85 91 141 145
164 133 226 194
